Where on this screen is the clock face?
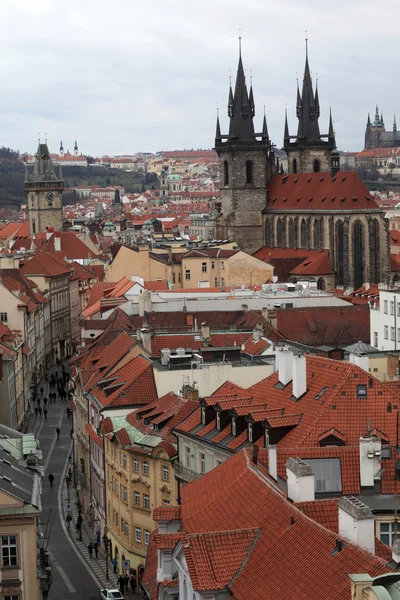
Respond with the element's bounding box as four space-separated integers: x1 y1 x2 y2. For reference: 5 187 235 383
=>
46 192 54 206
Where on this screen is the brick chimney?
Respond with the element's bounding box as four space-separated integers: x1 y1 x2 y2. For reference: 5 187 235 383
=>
54 231 61 252
359 435 381 488
276 346 293 385
338 496 375 553
286 457 314 502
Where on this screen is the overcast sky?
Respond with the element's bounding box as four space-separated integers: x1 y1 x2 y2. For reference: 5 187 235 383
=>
1 0 397 156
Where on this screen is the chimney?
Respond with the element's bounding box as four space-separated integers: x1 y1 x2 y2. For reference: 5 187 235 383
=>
54 231 61 252
46 226 54 241
252 445 259 465
253 328 262 342
392 538 400 564
292 354 306 399
140 328 151 353
277 346 293 386
359 435 381 488
201 323 210 340
286 457 314 502
241 304 249 312
338 496 375 553
268 445 277 480
349 353 369 373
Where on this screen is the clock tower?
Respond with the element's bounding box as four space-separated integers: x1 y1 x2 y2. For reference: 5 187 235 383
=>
25 142 64 236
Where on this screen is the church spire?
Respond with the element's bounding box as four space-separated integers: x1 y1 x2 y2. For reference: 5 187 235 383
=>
262 106 269 141
284 108 290 143
215 108 221 142
375 105 380 124
296 37 321 141
328 107 335 143
394 114 397 133
227 35 255 141
367 113 371 128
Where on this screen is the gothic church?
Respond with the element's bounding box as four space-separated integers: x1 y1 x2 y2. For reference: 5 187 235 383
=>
215 45 389 290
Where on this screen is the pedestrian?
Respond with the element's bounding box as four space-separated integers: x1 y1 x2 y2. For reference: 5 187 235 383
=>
68 467 72 480
38 407 42 416
112 557 118 573
118 575 125 593
88 542 93 558
48 473 54 487
130 574 136 593
66 407 71 418
40 386 44 395
37 397 41 407
70 429 73 439
44 397 48 406
93 541 99 558
56 426 60 439
34 407 39 417
66 513 72 530
124 573 129 589
43 408 47 419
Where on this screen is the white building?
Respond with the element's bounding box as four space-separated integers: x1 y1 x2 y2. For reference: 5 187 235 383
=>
370 288 400 350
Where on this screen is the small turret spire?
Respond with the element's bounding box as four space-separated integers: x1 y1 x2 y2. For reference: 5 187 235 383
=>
381 112 384 126
284 108 290 143
262 105 269 141
215 106 221 142
328 107 334 140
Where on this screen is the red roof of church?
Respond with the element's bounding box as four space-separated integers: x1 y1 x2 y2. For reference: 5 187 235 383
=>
266 171 379 211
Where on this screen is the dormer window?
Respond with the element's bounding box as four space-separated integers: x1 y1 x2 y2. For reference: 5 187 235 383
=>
248 423 253 442
201 407 206 425
216 413 220 430
232 418 236 436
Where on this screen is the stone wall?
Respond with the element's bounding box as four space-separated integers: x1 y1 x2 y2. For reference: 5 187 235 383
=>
286 147 332 174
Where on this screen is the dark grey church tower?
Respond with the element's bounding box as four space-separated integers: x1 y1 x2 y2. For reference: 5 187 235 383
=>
284 41 336 174
215 44 274 253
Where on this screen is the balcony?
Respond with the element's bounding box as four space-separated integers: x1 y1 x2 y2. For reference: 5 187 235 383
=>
174 461 200 483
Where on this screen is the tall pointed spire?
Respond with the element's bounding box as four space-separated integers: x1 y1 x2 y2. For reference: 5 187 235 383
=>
296 36 321 141
375 105 380 123
249 72 255 118
394 114 397 133
284 108 290 143
328 107 335 141
381 112 384 126
227 34 255 141
262 105 269 141
367 113 371 127
215 107 221 142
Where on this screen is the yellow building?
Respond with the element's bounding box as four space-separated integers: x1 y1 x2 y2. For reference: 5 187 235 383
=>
105 244 173 283
0 425 50 600
102 393 197 573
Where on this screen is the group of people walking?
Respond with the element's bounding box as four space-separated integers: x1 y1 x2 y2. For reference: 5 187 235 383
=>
117 572 136 595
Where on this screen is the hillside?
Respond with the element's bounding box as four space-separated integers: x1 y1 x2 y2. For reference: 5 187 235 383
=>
0 148 158 214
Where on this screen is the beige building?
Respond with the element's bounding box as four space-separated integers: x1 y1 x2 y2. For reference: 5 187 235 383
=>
0 424 50 600
103 394 196 572
106 245 173 283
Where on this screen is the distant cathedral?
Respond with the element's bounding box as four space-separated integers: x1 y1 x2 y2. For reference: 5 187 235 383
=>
25 142 64 236
365 106 400 149
214 41 390 290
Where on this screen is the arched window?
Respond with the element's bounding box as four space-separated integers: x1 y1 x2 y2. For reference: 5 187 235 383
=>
370 219 380 284
317 277 325 290
245 160 254 184
288 218 296 248
32 220 36 235
336 221 344 286
353 221 364 290
223 160 229 185
264 220 272 247
313 159 321 173
313 219 321 249
292 158 297 174
276 218 284 248
300 219 308 248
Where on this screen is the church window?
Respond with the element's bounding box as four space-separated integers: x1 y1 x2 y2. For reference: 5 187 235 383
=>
288 218 296 248
32 220 36 235
292 158 297 174
300 219 308 249
336 221 344 286
313 159 321 173
370 219 380 284
313 219 322 249
245 160 254 184
353 220 364 290
223 161 229 185
264 220 272 247
276 218 284 248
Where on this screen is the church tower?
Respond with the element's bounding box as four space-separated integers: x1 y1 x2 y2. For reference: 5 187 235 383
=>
214 40 273 253
25 141 64 236
284 40 336 173
74 140 79 156
59 140 64 157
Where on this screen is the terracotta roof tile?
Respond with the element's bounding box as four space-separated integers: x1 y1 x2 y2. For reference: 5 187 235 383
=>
153 506 181 522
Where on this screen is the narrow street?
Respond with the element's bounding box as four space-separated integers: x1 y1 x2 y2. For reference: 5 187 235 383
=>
29 367 140 599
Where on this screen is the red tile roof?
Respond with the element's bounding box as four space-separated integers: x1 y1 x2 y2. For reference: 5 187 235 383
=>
85 423 103 446
153 506 181 522
295 499 339 532
267 171 379 211
20 251 72 278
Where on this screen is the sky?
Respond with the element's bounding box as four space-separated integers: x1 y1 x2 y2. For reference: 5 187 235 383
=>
1 0 398 156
